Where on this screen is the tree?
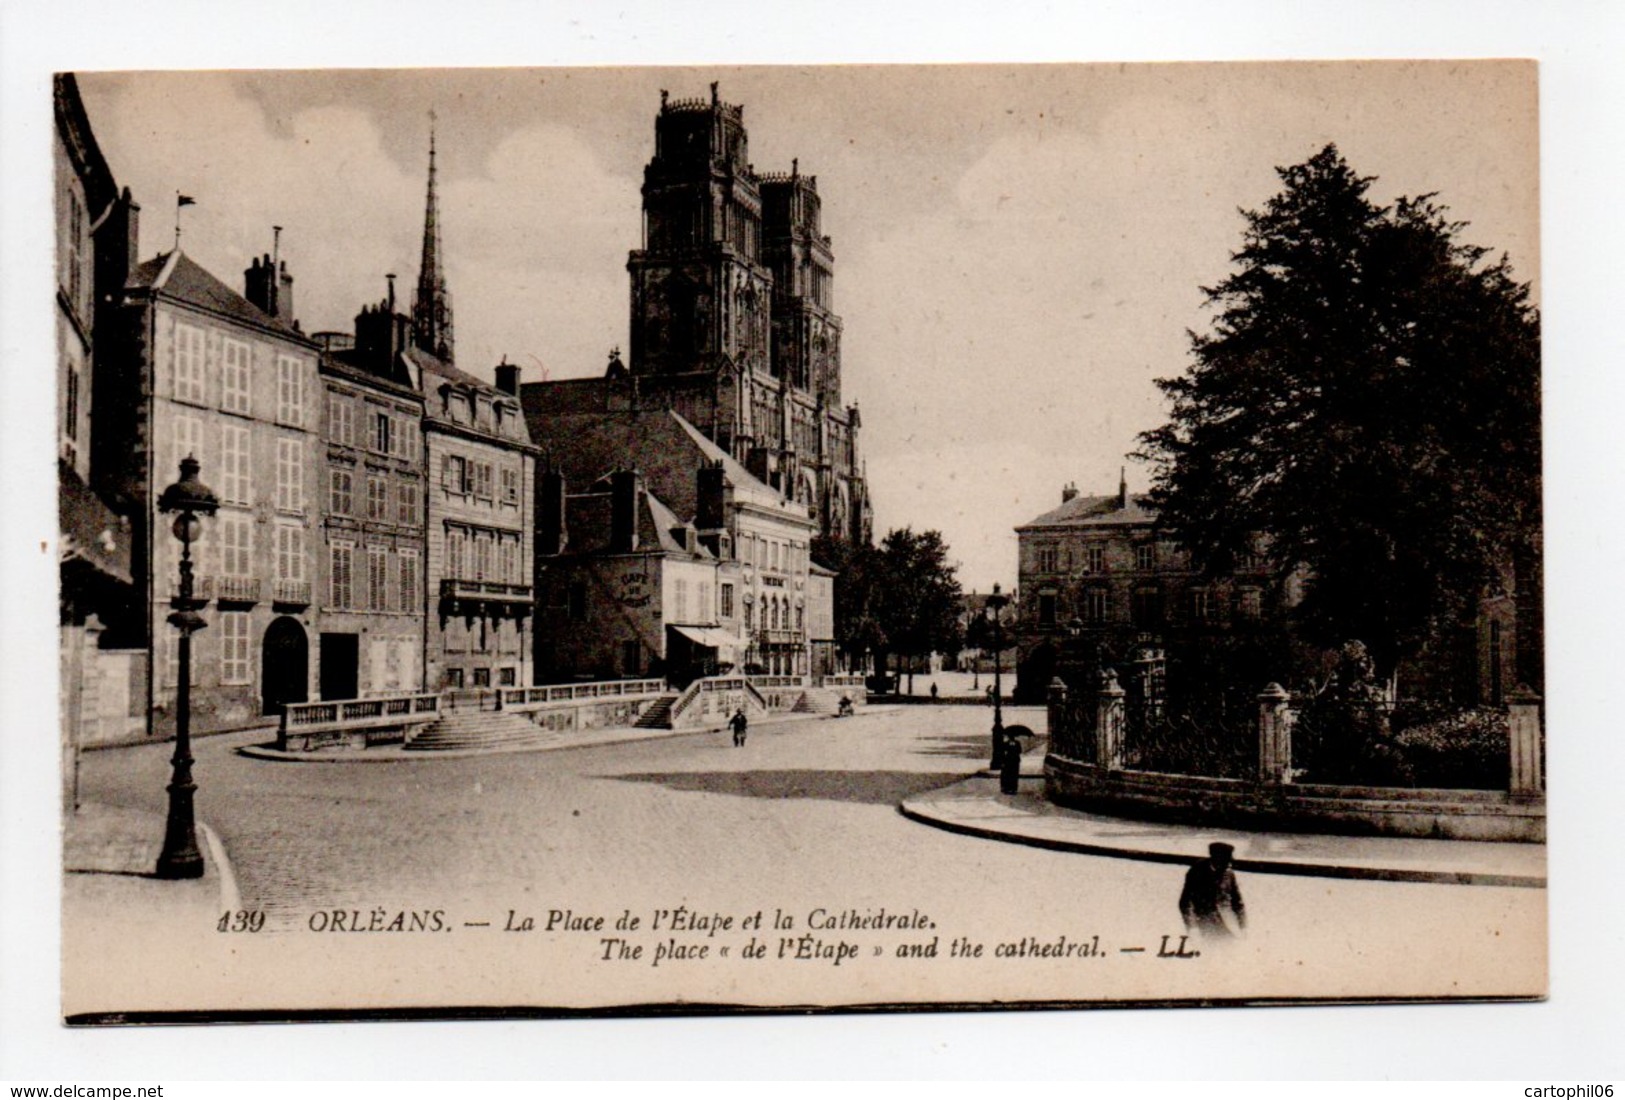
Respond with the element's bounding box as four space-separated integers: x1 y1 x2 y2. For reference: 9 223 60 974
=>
811 534 885 672
871 528 964 694
1136 144 1540 679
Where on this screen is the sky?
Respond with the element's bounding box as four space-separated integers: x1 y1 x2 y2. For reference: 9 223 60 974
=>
76 62 1538 592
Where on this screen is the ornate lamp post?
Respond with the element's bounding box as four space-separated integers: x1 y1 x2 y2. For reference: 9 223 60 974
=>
155 455 218 879
986 583 1010 770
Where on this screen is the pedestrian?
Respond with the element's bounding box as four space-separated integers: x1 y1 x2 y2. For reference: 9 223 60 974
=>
729 707 749 747
998 730 1023 795
930 682 939 703
1179 842 1246 937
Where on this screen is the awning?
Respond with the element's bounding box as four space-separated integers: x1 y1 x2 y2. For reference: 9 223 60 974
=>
669 624 743 650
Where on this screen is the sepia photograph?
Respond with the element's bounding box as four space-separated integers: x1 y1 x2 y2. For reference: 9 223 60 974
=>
47 57 1551 1022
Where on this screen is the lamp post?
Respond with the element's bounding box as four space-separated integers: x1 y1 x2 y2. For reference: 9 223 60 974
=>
155 455 218 879
986 583 1010 770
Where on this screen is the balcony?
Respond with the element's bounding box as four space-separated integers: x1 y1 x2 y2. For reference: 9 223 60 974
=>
272 579 313 609
755 629 803 648
440 577 533 619
213 575 261 606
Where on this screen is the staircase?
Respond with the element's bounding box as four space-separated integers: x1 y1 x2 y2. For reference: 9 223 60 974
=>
793 689 841 716
633 694 681 730
404 708 559 752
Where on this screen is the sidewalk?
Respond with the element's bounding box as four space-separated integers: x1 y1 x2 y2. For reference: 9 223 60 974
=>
900 766 1547 888
237 705 902 763
63 802 241 934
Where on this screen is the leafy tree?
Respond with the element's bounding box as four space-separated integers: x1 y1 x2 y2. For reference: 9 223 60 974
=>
1136 144 1540 679
811 534 885 671
872 528 964 693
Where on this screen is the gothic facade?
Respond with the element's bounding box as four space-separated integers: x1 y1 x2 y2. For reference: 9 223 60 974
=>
616 85 871 547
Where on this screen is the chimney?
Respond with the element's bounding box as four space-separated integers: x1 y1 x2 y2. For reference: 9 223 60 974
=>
1062 482 1079 504
696 460 727 531
494 359 520 396
93 187 140 334
1118 467 1129 509
610 469 640 554
244 254 276 316
277 260 295 324
538 468 568 556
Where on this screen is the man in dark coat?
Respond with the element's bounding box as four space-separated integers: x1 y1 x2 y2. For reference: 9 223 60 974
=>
729 708 749 747
1179 842 1246 937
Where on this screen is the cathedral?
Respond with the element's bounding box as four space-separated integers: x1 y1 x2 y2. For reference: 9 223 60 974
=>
527 84 873 547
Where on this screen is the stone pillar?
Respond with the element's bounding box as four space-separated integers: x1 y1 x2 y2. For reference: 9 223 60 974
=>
1096 669 1125 771
1257 682 1293 785
1047 677 1069 758
1507 685 1543 797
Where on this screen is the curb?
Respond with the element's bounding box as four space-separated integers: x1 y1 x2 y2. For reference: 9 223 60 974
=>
198 821 242 912
898 783 1547 889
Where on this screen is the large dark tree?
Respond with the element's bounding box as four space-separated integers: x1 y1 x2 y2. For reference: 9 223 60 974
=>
811 534 886 670
871 528 964 693
1136 145 1540 678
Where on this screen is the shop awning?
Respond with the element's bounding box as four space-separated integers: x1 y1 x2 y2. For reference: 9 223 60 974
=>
669 624 743 650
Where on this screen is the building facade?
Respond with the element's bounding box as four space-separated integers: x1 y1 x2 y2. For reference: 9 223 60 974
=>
99 248 325 731
1012 477 1286 702
313 298 428 700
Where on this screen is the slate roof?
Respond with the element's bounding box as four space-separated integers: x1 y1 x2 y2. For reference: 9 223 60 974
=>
128 251 310 345
408 345 535 446
1017 492 1159 532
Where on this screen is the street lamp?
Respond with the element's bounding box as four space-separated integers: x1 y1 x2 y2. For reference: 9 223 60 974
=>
155 454 218 879
986 583 1010 770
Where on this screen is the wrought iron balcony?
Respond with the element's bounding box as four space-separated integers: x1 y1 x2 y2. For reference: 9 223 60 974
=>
213 575 261 604
272 579 313 608
440 578 534 604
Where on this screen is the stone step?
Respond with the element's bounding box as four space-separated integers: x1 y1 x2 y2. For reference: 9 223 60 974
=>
634 695 680 729
406 709 551 751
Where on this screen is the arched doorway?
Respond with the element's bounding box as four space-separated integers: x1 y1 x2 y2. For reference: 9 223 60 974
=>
262 616 309 715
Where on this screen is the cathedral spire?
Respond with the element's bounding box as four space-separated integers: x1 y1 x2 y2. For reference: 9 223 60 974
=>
412 110 454 363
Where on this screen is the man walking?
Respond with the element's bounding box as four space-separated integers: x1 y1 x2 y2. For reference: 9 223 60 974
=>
729 707 749 747
1179 842 1246 937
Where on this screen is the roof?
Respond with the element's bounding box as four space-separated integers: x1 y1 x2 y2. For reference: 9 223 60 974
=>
409 345 534 446
59 463 132 585
320 349 422 401
128 251 311 345
1018 492 1159 532
669 411 792 511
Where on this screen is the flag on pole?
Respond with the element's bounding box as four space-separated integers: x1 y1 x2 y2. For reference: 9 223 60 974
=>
177 194 196 207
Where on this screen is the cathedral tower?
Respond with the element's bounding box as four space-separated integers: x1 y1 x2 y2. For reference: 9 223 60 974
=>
412 115 455 363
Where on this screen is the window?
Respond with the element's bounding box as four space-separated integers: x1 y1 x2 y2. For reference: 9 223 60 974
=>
1083 588 1108 623
367 475 388 521
275 523 304 582
501 467 519 506
447 668 464 689
219 512 252 578
276 354 305 425
1084 545 1106 574
473 462 494 500
446 528 465 580
499 667 517 686
697 582 710 622
499 537 518 585
1132 586 1163 626
397 480 420 525
399 550 420 613
64 361 80 450
174 323 205 404
720 583 735 619
400 417 419 461
220 611 251 685
63 188 84 306
221 424 251 506
622 640 641 675
368 546 389 612
222 339 252 414
171 414 203 485
330 542 354 609
329 469 353 515
1038 593 1057 627
1238 587 1263 621
674 578 688 621
473 667 491 687
328 392 354 446
443 454 467 493
372 411 393 455
473 533 493 580
1037 545 1059 573
1191 588 1214 622
276 438 303 512
1135 543 1156 571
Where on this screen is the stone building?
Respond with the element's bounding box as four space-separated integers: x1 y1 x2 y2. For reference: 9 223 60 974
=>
534 469 741 684
518 399 827 681
310 289 428 700
1012 475 1286 702
97 244 324 731
56 72 142 795
524 85 872 547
